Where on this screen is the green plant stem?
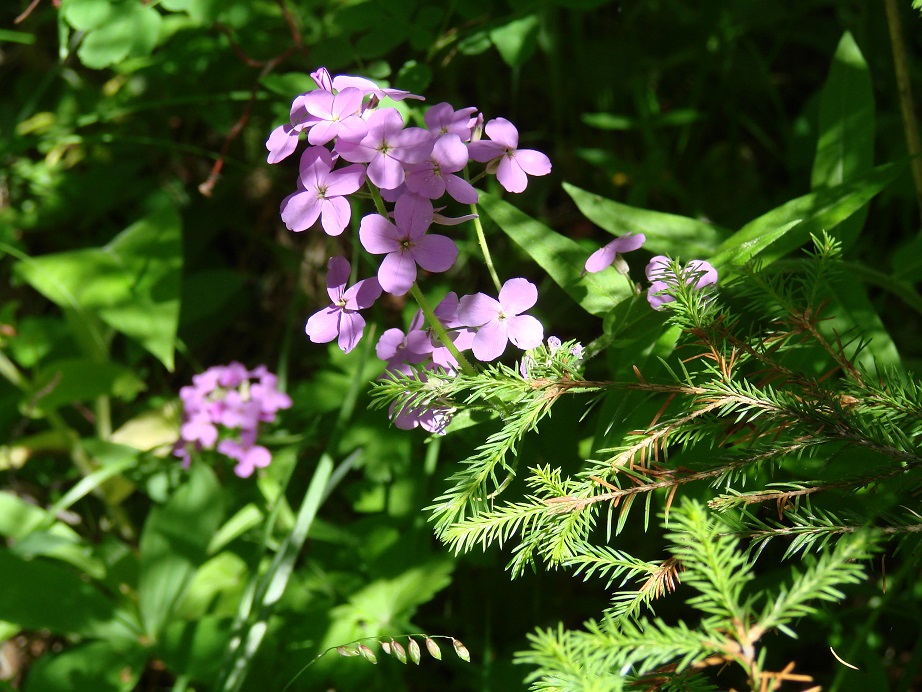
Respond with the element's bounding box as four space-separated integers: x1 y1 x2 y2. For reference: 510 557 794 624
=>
409 283 477 376
884 0 922 230
464 169 503 293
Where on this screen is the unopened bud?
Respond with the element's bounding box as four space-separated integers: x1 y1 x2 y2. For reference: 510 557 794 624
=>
337 645 360 657
425 637 442 660
452 638 471 663
381 640 392 654
391 639 407 664
612 255 631 276
408 637 422 664
358 644 377 664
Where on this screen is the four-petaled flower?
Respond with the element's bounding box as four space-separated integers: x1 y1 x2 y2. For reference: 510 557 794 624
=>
336 108 433 190
459 278 544 361
359 194 458 296
405 134 479 204
467 117 551 193
280 147 366 235
306 256 383 352
584 233 646 274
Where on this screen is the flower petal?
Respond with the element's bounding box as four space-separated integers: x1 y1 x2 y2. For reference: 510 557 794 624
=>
320 196 352 236
378 251 417 296
359 214 401 254
495 156 528 193
483 117 519 148
513 148 551 177
305 305 342 343
458 292 500 327
412 234 458 273
498 278 538 315
280 190 321 232
584 244 618 274
471 320 509 361
507 314 544 350
337 311 366 353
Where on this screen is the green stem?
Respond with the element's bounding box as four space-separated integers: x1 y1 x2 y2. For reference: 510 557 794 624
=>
884 0 922 230
464 169 503 293
409 283 477 376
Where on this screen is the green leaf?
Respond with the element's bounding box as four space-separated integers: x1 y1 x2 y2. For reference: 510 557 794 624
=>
0 549 138 640
479 192 632 316
137 462 224 640
811 31 874 248
61 0 115 32
156 616 233 682
490 15 540 67
28 358 145 412
76 1 162 69
23 640 146 692
708 162 902 270
15 196 183 369
563 182 729 258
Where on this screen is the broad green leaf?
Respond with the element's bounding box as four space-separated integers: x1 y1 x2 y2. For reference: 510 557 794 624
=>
23 640 146 692
479 192 633 316
822 274 901 373
61 0 114 32
15 196 182 369
811 31 874 248
76 1 162 69
138 462 223 640
157 616 233 682
0 549 138 640
708 162 902 269
490 15 540 67
563 182 730 258
29 358 145 412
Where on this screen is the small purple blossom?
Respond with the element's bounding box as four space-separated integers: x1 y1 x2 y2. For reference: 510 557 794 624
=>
173 363 292 478
280 147 366 235
359 194 458 296
459 278 544 362
467 117 551 193
584 233 646 274
306 256 383 352
424 103 479 141
405 134 479 204
302 87 369 146
645 255 719 310
336 109 434 190
331 74 424 103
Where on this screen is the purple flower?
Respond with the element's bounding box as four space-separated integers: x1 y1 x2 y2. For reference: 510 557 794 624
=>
301 87 369 146
645 255 719 310
359 194 458 296
467 117 551 193
280 147 366 235
584 233 646 274
265 95 321 164
424 103 479 141
306 256 383 352
336 109 433 190
376 311 432 368
173 362 292 478
331 74 424 102
405 134 479 204
458 278 544 361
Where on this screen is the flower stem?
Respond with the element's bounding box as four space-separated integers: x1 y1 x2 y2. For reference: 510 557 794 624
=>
464 168 502 293
409 283 477 376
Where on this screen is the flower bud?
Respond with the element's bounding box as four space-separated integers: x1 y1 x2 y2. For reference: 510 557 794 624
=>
358 643 377 664
452 638 471 662
391 639 407 664
408 637 422 664
337 645 360 657
381 640 392 654
425 637 442 660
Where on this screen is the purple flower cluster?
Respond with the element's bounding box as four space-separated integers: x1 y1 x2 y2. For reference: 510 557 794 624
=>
267 67 555 430
267 67 550 357
173 363 292 478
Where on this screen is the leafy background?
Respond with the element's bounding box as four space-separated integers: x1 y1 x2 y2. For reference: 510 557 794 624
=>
2 0 922 689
